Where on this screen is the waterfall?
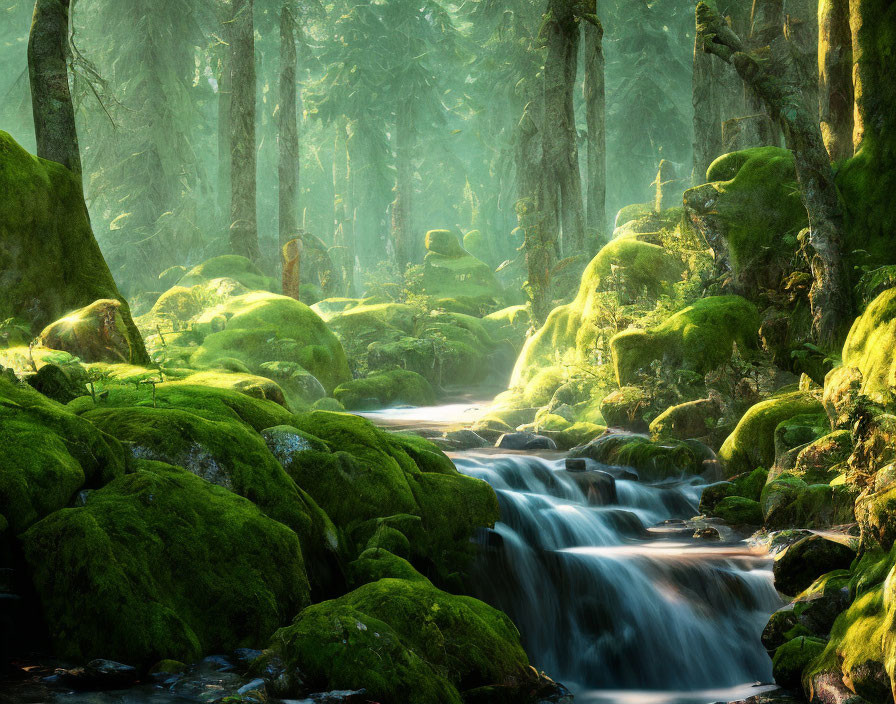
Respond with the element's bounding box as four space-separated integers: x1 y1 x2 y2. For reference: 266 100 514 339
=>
455 452 782 704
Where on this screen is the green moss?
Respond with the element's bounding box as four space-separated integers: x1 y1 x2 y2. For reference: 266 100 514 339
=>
0 132 146 360
425 229 467 258
348 548 431 586
22 461 308 665
334 370 435 411
278 412 498 579
719 391 825 476
0 376 124 535
698 467 768 515
649 398 723 440
841 288 896 403
599 387 646 428
772 636 827 689
270 577 532 704
510 239 685 391
761 473 857 529
611 296 760 386
713 496 763 525
176 255 276 292
570 435 703 480
189 291 350 395
422 230 503 307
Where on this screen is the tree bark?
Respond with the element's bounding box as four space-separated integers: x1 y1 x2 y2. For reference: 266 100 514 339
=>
818 0 854 161
278 1 299 251
516 102 554 326
583 14 606 252
28 0 81 173
229 0 259 262
849 0 896 157
391 99 414 271
697 1 852 346
541 0 585 257
217 9 233 228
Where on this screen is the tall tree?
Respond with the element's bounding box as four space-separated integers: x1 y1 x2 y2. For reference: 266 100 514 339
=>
540 0 585 256
229 0 259 261
818 0 854 161
583 10 606 251
28 0 81 173
697 1 851 345
278 0 299 250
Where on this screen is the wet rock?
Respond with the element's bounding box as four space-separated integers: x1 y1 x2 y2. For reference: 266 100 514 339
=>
57 659 138 690
762 605 799 651
694 527 722 541
298 691 371 704
772 636 826 689
444 429 489 450
495 432 557 451
561 469 616 506
803 670 874 704
773 535 856 596
564 458 587 472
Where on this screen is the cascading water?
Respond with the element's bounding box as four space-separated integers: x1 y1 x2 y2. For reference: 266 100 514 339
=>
454 451 783 704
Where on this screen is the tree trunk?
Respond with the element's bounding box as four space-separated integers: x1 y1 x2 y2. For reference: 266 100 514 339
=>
278 2 299 251
391 100 414 271
692 42 725 182
849 0 896 157
217 16 232 228
697 1 852 346
583 15 606 252
516 102 554 326
28 0 80 173
541 0 585 257
818 0 854 161
229 0 259 262
745 0 785 146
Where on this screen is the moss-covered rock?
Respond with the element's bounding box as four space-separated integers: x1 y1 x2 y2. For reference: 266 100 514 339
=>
188 291 350 395
772 636 827 689
509 239 686 392
37 298 146 365
841 288 896 404
599 387 646 429
270 576 534 704
176 255 276 292
719 391 824 477
792 430 853 484
422 230 503 310
334 370 435 410
713 496 763 525
611 296 760 386
823 365 864 430
650 397 723 440
761 473 857 530
272 412 499 580
0 132 146 360
0 376 124 535
684 147 808 296
773 535 856 596
570 434 706 480
22 461 309 665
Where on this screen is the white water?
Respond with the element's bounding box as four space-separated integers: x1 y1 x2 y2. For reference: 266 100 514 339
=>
454 452 783 704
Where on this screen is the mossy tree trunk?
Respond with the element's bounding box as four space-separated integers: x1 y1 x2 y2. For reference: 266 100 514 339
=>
698 1 852 347
745 0 785 147
541 0 585 257
229 0 259 262
28 0 80 174
583 14 606 252
819 0 854 161
278 1 299 252
391 98 414 272
692 39 724 182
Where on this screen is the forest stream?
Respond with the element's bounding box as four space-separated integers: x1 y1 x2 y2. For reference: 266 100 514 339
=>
363 404 785 704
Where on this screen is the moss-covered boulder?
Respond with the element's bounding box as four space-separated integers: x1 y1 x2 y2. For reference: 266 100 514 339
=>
175 255 276 292
610 296 760 386
22 461 309 665
841 288 896 404
37 299 144 364
509 238 686 392
270 412 499 581
188 291 350 395
334 370 435 410
699 467 768 516
772 636 827 689
0 132 146 361
650 397 723 440
422 230 503 310
773 535 856 596
684 147 808 296
713 496 763 525
570 434 707 481
0 376 125 536
719 391 824 476
761 473 857 530
269 576 535 704
823 365 864 430
598 387 646 429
